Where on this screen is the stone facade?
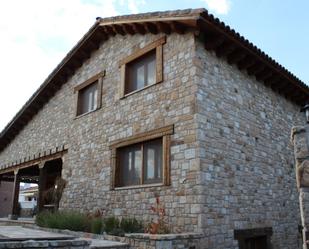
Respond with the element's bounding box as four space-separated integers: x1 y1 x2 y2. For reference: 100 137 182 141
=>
0 24 306 249
194 39 304 248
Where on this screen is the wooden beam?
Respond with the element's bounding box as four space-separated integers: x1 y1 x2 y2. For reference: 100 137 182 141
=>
215 42 236 57
85 40 99 51
205 35 225 51
76 50 90 60
103 25 116 36
112 24 126 36
227 50 246 64
256 69 273 81
247 63 265 76
264 75 281 86
131 23 146 35
237 56 256 70
157 22 171 34
11 171 20 218
123 24 135 35
145 22 158 34
170 21 186 34
38 166 46 212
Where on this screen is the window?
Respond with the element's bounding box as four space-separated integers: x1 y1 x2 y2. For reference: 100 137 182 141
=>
119 36 166 97
77 81 98 115
74 71 105 117
126 50 156 94
117 138 162 187
110 125 173 189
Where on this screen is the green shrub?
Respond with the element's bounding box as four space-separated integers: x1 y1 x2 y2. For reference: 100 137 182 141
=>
36 211 143 236
120 217 143 233
91 218 103 234
102 216 120 235
36 211 90 232
102 216 143 236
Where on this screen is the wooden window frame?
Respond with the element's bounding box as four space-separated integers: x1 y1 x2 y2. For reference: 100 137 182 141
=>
110 124 173 190
118 36 166 98
74 71 105 118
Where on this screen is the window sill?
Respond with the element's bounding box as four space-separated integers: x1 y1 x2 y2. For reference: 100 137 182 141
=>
121 81 159 99
74 107 100 120
114 182 165 190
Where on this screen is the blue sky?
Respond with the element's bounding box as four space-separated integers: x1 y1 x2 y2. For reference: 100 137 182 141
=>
0 0 308 131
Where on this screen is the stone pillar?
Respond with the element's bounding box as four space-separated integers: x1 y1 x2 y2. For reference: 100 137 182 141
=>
38 161 46 212
9 169 20 220
291 125 309 249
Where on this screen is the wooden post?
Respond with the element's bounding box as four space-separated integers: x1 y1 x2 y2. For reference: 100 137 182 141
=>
9 169 20 220
38 162 46 212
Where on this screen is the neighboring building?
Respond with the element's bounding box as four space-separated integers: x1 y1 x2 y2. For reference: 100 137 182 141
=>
0 8 308 249
19 185 37 209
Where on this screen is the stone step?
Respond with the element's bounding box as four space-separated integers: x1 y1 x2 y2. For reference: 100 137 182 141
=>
89 238 129 249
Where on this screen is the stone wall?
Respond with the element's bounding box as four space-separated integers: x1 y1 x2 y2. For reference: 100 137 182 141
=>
107 233 203 249
194 38 304 248
0 32 200 233
0 29 306 249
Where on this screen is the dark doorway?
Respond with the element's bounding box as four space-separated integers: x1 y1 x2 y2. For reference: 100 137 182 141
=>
39 158 63 211
244 235 267 249
234 227 272 249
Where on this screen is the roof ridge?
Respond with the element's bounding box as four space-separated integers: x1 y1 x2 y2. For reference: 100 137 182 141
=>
97 8 206 23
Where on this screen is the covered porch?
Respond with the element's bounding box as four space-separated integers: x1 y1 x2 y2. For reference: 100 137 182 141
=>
0 149 67 219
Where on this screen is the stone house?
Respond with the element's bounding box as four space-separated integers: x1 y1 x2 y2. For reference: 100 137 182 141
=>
0 8 308 249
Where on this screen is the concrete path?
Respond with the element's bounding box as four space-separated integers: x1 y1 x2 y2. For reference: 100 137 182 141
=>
0 226 128 248
0 226 74 241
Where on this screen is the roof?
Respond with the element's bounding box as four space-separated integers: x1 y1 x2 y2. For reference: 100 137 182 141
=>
20 186 38 194
0 8 308 153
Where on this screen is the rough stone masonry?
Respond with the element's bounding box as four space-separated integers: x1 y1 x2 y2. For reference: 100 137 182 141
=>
0 9 307 249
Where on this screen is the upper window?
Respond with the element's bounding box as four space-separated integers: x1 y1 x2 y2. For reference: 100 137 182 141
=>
126 50 156 94
74 71 105 117
110 125 173 189
119 36 166 97
77 81 98 115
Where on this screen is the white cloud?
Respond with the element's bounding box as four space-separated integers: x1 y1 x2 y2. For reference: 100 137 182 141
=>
128 0 146 14
202 0 231 15
0 0 144 131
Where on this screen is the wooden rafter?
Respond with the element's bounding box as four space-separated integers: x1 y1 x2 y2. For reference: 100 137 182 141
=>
227 50 246 64
170 21 186 34
145 22 158 34
247 63 265 76
237 56 256 70
131 23 146 34
215 42 236 57
204 35 225 50
157 22 171 34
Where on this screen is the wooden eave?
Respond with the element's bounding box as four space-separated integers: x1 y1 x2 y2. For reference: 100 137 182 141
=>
0 8 308 155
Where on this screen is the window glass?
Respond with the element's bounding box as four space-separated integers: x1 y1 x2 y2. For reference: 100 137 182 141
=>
126 50 156 94
116 138 163 187
118 144 142 186
143 139 162 184
77 81 98 115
